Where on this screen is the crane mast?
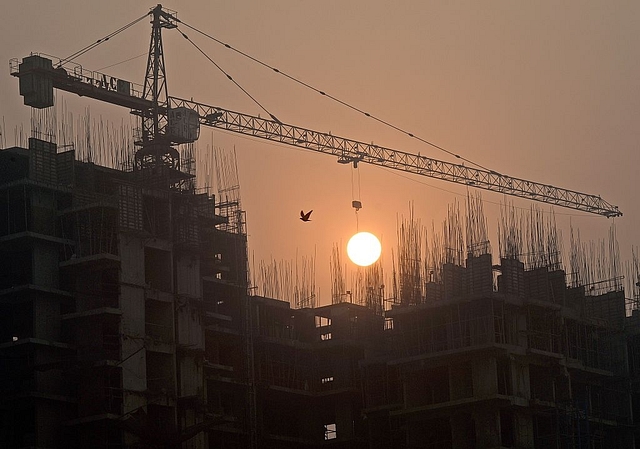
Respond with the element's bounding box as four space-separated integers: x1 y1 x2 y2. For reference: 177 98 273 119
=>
8 5 622 218
142 4 175 144
134 5 182 172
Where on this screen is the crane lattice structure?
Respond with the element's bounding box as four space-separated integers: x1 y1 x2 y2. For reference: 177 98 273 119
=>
9 4 621 218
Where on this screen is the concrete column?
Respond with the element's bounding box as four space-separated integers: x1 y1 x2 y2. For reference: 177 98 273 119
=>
451 414 474 449
473 408 500 448
472 356 497 398
512 358 530 400
514 410 534 448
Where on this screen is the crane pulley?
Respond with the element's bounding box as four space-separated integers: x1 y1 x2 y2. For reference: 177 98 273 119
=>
9 4 622 218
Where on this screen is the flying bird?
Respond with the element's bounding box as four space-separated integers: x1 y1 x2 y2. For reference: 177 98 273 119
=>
300 210 313 222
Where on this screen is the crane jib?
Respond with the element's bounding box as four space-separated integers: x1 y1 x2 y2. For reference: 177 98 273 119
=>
168 96 621 218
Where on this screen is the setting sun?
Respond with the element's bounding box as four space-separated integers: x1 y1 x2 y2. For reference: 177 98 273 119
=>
347 232 382 267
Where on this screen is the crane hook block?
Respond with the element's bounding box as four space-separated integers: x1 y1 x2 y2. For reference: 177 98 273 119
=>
352 200 362 211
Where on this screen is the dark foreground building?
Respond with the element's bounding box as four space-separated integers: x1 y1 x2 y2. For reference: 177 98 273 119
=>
1 138 639 448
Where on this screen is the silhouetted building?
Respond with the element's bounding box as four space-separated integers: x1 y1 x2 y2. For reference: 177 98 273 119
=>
0 137 638 448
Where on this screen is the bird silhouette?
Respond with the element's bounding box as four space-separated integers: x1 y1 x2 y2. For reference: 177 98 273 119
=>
300 210 313 222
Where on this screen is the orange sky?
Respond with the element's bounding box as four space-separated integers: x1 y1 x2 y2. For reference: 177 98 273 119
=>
1 1 638 305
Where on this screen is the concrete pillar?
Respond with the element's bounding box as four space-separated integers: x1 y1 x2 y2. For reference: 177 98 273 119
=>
120 284 146 393
451 414 474 449
335 402 354 439
473 407 500 448
175 254 201 297
32 243 59 288
512 358 530 400
472 356 497 398
514 410 534 448
450 362 473 400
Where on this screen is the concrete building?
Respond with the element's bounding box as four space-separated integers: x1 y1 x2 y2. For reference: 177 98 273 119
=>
0 137 638 448
363 256 634 448
0 137 248 448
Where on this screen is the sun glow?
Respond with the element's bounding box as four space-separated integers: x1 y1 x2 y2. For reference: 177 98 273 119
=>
347 232 382 267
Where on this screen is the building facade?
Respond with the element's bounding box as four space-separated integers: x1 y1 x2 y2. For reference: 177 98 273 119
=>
0 138 638 448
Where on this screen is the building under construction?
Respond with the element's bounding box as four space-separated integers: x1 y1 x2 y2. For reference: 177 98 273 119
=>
359 200 640 449
2 5 638 448
1 136 639 449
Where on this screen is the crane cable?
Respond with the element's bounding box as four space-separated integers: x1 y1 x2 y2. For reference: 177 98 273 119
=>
58 12 151 67
352 165 363 231
170 23 595 219
176 19 496 174
96 52 148 72
175 26 282 125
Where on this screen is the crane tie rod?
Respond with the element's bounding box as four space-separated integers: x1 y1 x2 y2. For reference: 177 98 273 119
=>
175 26 283 125
176 18 495 174
58 12 151 67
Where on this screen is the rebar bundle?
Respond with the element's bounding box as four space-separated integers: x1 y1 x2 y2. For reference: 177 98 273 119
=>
443 200 465 266
29 99 138 170
349 261 385 314
329 242 385 313
524 206 562 271
362 262 385 315
330 244 347 304
255 252 316 309
465 191 491 257
569 224 622 295
498 203 562 271
425 221 444 284
498 202 523 260
624 247 639 311
0 117 5 148
395 204 424 305
212 145 244 235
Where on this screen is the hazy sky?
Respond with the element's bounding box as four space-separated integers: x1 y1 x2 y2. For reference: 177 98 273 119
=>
1 1 638 305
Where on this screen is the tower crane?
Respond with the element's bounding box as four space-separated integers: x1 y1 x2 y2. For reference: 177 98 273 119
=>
9 4 622 218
